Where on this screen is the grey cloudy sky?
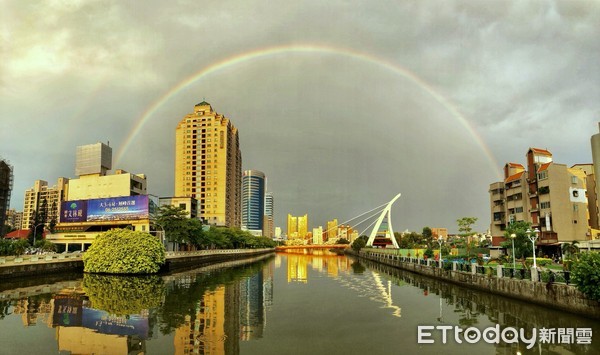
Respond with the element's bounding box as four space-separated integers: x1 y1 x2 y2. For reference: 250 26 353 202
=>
2 0 599 233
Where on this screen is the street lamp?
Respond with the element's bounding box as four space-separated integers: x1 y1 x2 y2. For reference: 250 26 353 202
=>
526 228 540 268
152 222 166 249
437 236 443 268
509 233 517 270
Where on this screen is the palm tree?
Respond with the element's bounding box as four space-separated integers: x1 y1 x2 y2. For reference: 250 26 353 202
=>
561 241 580 261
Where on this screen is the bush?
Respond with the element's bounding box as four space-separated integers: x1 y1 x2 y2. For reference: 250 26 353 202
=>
525 257 552 267
571 252 600 301
83 273 164 315
34 240 56 252
0 239 30 256
83 229 165 274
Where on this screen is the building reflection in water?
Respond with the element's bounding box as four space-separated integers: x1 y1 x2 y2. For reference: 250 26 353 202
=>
282 249 353 283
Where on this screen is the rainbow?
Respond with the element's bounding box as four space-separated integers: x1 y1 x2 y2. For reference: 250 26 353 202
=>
115 44 501 177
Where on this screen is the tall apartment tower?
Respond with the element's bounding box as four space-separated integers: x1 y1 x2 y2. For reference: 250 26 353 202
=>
175 101 242 227
0 159 13 231
242 170 265 232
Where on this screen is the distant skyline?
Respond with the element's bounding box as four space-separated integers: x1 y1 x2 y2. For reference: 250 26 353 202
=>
2 1 599 233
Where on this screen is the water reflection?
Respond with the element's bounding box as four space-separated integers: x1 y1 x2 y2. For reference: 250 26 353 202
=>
1 252 598 354
358 257 600 354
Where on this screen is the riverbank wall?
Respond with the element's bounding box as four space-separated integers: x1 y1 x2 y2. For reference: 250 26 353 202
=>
0 248 275 280
352 249 600 319
161 248 274 272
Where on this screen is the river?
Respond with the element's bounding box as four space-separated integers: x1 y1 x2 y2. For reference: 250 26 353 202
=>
0 250 598 354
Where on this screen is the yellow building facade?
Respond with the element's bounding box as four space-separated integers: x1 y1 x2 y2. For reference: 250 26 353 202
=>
287 213 308 239
174 101 242 227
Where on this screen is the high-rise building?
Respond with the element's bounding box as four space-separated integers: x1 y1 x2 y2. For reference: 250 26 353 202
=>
75 142 112 177
287 214 308 239
326 219 338 241
242 170 265 233
175 101 242 227
0 159 13 231
23 178 69 230
488 147 592 254
263 192 274 237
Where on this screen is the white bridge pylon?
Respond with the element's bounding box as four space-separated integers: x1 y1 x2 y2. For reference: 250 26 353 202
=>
366 193 401 248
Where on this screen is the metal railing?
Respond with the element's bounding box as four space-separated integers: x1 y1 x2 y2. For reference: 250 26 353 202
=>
361 250 574 286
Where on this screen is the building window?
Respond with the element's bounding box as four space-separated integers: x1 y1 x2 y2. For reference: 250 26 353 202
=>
571 176 578 184
538 171 548 180
573 204 578 212
515 207 524 213
540 201 551 209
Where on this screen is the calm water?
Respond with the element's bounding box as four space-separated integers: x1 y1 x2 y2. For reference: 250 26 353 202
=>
0 250 598 355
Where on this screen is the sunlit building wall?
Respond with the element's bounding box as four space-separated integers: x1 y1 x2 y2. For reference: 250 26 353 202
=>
67 169 146 201
326 219 338 241
23 178 69 229
174 101 242 227
5 208 23 230
312 226 323 245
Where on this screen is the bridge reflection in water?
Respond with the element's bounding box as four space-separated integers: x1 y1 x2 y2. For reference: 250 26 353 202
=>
1 250 599 354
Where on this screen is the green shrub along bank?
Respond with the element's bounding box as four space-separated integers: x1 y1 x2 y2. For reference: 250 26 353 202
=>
571 252 600 301
83 229 166 274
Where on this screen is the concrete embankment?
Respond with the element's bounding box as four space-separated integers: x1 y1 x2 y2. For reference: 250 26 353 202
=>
161 248 275 272
352 249 600 319
0 248 275 279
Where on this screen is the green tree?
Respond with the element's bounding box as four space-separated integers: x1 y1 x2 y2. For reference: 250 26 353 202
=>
422 227 433 246
49 201 58 233
457 217 478 236
351 235 368 252
571 252 600 301
153 205 202 248
500 221 533 260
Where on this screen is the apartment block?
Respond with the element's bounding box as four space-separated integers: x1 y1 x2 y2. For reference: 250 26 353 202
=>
23 178 69 229
489 148 594 253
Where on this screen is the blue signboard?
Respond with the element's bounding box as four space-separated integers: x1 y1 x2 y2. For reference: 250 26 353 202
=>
60 200 88 223
82 308 149 339
61 196 150 223
87 195 149 222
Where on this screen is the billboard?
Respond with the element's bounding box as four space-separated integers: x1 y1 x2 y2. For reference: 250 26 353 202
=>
61 200 88 223
82 307 149 339
61 195 149 223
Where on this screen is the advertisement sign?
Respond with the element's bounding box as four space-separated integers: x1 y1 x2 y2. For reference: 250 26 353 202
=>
87 195 149 222
60 200 88 223
52 294 83 327
82 308 149 339
60 195 149 223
